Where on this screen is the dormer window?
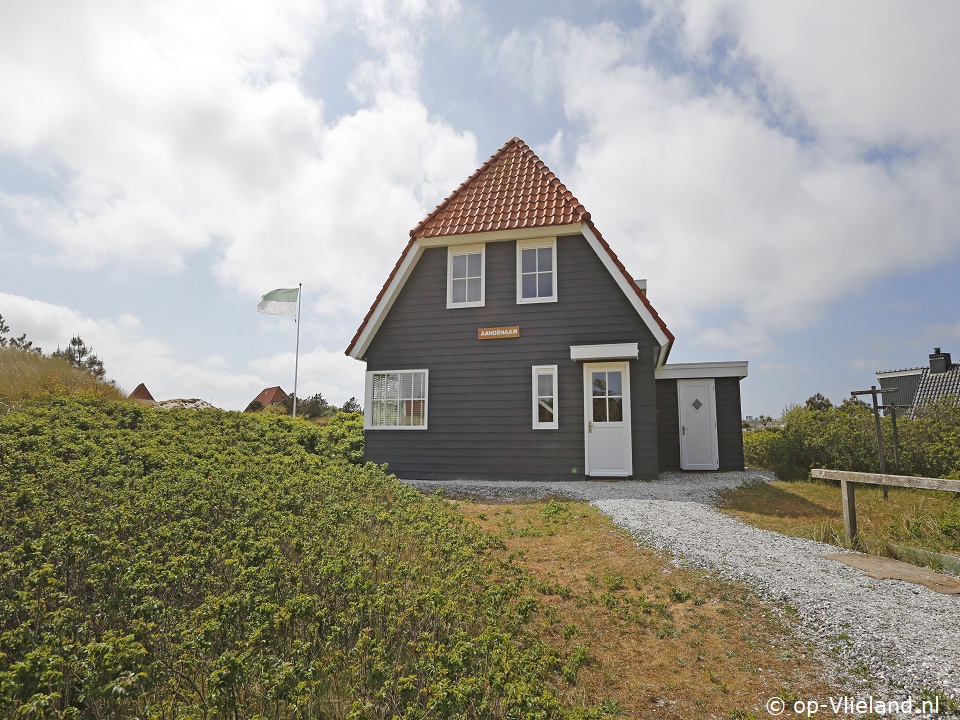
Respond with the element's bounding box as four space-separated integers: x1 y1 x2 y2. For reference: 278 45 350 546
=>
517 237 557 303
447 244 485 308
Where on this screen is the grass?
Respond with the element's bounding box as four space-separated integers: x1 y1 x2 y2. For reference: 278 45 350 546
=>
454 498 863 719
0 347 123 411
717 478 960 560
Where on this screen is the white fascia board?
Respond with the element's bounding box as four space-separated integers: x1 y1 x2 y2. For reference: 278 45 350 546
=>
655 361 749 380
570 343 640 361
416 223 583 248
876 368 924 379
579 224 672 360
349 241 424 360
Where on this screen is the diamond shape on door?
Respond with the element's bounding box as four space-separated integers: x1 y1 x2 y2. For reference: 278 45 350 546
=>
691 398 703 411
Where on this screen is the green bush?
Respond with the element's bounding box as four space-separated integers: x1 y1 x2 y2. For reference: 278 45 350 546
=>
0 399 599 719
744 396 960 480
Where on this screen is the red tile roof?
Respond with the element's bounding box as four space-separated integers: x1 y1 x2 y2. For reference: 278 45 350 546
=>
129 382 155 401
345 137 674 357
411 137 590 238
250 386 288 407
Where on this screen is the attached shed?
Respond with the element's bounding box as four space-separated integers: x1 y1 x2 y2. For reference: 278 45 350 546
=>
345 137 748 480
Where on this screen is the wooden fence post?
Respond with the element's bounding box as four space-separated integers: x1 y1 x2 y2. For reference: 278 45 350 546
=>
840 479 857 544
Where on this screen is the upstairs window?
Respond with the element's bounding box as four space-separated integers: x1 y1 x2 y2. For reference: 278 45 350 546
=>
447 244 485 308
517 238 557 303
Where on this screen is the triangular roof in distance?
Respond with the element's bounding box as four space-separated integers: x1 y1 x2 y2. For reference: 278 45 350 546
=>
346 137 674 362
129 383 155 401
251 386 288 407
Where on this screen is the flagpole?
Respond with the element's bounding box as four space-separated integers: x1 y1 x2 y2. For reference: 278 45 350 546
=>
292 282 302 419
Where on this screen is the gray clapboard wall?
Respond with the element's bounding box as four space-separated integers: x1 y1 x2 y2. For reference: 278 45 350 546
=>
655 377 744 472
364 233 661 480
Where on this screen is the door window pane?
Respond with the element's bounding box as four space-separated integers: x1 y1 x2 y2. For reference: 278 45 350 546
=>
592 372 606 396
607 371 622 396
593 397 607 422
608 397 623 422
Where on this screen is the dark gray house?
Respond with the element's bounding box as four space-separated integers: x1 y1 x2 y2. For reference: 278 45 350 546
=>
345 138 747 480
876 348 960 415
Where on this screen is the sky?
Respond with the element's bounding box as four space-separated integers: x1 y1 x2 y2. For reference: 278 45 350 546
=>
1 0 959 417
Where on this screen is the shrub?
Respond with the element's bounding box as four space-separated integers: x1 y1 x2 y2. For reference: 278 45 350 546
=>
744 396 960 480
0 399 598 718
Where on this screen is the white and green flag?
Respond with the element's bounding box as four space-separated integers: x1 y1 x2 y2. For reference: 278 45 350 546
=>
257 288 300 316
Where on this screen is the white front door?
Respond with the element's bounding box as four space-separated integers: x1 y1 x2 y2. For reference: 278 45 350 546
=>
583 362 632 477
678 379 719 470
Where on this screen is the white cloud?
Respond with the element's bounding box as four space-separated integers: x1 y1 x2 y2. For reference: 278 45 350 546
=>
661 1 960 145
0 0 477 334
496 16 960 354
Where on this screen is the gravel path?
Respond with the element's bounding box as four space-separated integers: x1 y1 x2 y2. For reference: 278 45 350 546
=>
407 471 960 711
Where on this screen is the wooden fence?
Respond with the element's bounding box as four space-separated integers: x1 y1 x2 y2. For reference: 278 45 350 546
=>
810 468 960 543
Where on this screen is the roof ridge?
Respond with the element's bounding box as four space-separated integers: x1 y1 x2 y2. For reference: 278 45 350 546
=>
410 137 590 239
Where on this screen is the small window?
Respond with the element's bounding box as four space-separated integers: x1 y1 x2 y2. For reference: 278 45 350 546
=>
365 369 428 429
447 244 485 308
532 365 559 429
517 238 557 304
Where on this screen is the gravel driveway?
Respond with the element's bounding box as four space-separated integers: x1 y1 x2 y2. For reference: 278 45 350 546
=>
407 470 960 711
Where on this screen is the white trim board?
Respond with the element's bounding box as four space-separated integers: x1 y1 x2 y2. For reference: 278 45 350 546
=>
571 343 639 361
656 361 748 380
417 223 584 248
349 242 424 360
876 368 924 379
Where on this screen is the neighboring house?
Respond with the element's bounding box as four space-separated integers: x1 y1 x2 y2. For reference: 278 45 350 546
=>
129 383 155 401
345 138 748 481
877 348 960 415
248 386 288 410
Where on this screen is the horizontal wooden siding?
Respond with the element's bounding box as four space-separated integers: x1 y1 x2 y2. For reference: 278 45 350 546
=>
364 234 660 480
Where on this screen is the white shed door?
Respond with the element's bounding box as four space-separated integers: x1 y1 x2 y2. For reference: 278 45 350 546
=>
583 362 632 477
678 379 719 470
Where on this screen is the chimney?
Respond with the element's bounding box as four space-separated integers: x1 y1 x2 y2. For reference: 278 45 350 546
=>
929 347 952 374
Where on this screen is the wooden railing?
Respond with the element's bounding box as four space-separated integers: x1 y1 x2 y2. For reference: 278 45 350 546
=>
810 468 960 543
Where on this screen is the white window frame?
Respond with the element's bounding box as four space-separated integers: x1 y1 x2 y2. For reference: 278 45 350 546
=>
447 244 485 309
532 365 559 430
364 369 429 430
516 237 558 304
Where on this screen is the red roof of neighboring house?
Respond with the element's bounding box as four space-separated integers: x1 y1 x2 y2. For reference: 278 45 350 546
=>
345 137 674 358
250 386 288 407
129 383 155 401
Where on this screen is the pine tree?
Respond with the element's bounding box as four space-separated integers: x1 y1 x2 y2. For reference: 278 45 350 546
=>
0 314 41 353
52 335 106 380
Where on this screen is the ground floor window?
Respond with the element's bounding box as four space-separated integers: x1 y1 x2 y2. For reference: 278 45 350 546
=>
365 369 428 429
532 365 559 429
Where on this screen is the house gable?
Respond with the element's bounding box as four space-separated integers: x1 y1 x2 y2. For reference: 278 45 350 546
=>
345 137 673 362
363 234 663 480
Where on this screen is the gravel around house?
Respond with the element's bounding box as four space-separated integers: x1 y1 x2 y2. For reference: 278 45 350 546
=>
407 470 960 715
